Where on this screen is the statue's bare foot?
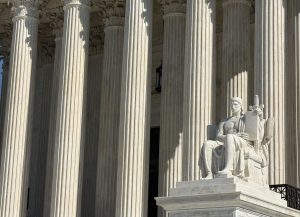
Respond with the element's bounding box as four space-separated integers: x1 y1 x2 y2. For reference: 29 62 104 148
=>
203 172 213 180
218 169 232 176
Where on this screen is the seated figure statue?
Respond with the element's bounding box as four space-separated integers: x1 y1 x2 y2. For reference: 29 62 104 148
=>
200 96 273 184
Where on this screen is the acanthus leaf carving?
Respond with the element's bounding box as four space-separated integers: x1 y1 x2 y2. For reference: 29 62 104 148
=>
95 0 125 27
47 6 64 37
8 0 39 18
158 0 186 15
89 24 104 55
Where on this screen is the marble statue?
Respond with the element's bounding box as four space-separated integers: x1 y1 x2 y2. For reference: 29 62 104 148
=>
200 96 274 185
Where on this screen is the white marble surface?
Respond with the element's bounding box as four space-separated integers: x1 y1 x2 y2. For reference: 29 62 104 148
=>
43 29 62 217
254 0 286 185
158 2 185 217
156 177 300 217
0 5 38 217
222 0 251 115
50 0 91 216
95 7 124 217
182 0 216 181
115 0 152 216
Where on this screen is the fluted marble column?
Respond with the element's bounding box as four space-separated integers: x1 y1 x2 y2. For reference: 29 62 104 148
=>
0 4 38 217
0 60 9 168
254 0 286 184
43 24 63 217
95 7 124 217
222 0 251 115
115 0 152 216
50 0 90 216
81 42 103 217
0 27 12 166
27 61 53 217
158 1 185 217
285 0 294 188
287 0 300 188
182 0 216 181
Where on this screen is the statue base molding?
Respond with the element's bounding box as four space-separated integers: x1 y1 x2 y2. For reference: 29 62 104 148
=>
156 177 300 217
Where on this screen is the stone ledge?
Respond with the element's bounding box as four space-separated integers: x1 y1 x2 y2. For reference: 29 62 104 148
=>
156 177 300 217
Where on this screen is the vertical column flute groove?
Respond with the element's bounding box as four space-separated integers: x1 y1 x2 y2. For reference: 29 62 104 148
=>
0 5 38 217
115 0 152 216
50 0 90 216
95 13 124 217
222 0 251 115
182 0 216 181
157 1 185 217
254 0 286 184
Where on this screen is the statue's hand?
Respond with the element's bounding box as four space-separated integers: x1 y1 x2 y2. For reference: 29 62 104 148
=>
254 107 264 119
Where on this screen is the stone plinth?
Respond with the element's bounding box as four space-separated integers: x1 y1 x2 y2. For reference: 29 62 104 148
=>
156 177 300 217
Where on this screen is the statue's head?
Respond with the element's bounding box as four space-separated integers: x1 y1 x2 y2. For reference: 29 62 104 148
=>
231 97 242 114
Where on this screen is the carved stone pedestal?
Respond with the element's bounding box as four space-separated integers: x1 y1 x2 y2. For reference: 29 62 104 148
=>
156 177 300 217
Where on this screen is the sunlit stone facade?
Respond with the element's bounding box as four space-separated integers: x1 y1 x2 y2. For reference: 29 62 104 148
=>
0 0 299 217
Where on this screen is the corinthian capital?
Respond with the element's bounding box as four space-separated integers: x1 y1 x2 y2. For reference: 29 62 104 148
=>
89 25 104 55
0 23 13 63
98 0 125 27
39 35 55 64
63 0 91 7
48 6 64 38
159 0 186 15
9 0 39 18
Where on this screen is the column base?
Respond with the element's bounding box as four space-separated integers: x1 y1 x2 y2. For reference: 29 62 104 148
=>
156 177 300 217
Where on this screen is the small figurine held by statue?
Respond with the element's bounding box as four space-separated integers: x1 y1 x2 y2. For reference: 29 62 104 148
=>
200 95 274 185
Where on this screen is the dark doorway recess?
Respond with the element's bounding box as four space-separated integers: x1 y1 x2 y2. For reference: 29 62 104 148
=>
148 127 160 217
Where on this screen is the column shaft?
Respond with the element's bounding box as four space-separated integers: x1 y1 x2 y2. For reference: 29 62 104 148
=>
0 6 38 217
81 54 103 217
158 2 185 217
254 0 286 184
182 0 216 181
115 0 152 216
95 16 124 217
50 0 90 216
287 1 300 188
43 31 62 217
0 62 9 167
222 0 251 115
27 62 53 217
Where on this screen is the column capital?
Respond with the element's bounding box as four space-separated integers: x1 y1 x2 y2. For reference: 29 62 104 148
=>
104 16 124 28
63 0 91 9
48 6 64 38
89 25 104 55
160 1 186 16
0 40 11 65
0 22 13 64
98 1 125 28
222 0 251 8
11 1 39 20
39 36 55 64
